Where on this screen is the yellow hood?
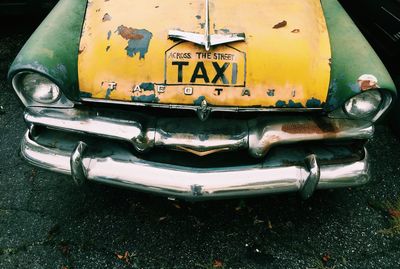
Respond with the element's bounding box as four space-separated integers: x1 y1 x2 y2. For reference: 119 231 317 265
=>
78 0 331 108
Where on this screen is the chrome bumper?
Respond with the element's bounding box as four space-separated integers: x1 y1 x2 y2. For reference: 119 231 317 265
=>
21 129 370 200
24 107 374 158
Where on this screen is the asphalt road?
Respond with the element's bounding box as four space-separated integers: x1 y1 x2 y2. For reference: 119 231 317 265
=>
1 24 400 269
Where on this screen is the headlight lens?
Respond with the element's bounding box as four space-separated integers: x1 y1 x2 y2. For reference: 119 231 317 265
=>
343 90 382 119
12 71 73 107
21 73 61 104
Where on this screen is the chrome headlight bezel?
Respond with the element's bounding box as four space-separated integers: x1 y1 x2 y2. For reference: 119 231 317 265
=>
12 71 74 108
343 90 382 120
329 89 393 122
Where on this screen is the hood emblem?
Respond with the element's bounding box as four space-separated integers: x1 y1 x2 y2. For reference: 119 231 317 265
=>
168 0 245 51
196 99 211 121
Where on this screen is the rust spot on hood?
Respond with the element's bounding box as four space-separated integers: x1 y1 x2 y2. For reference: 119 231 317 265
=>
273 20 287 29
282 122 323 134
357 74 379 91
281 119 339 134
116 25 144 40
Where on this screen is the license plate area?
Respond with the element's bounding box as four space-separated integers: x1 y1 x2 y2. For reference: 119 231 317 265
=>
165 42 246 87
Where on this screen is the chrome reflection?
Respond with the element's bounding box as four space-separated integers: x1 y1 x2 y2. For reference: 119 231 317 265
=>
70 141 88 186
21 130 370 200
24 107 374 159
300 154 320 200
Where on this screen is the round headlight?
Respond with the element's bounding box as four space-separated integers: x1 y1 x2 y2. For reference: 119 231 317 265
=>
343 90 382 119
19 73 61 104
12 71 74 108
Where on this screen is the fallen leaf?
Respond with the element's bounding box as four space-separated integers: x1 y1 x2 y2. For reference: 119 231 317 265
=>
159 216 168 221
322 254 331 263
59 243 70 256
273 20 287 29
116 251 131 264
267 220 273 229
47 224 61 240
213 259 223 268
235 200 246 211
173 203 181 209
253 216 264 224
389 209 400 218
291 29 300 33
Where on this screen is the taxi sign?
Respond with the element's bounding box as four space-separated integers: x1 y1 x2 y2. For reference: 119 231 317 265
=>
165 42 246 87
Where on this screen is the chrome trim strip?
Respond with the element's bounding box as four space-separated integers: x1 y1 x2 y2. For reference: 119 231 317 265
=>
24 107 374 158
381 6 400 22
167 31 246 51
80 97 323 112
168 0 245 49
21 131 370 200
205 0 210 51
168 30 207 48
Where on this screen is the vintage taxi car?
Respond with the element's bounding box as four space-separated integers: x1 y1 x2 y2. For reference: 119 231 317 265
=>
8 0 397 200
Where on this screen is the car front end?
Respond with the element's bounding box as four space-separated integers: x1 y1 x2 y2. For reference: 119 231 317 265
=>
7 0 397 200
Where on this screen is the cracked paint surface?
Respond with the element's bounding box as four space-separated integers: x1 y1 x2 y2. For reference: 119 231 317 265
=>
78 0 331 108
115 25 152 59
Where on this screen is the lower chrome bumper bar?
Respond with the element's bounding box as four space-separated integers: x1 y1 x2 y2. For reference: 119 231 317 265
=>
21 130 370 200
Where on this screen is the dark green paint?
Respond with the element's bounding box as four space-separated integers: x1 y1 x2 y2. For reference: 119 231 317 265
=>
115 27 153 59
275 100 304 108
321 0 396 111
131 94 159 103
275 100 286 108
105 88 115 99
80 92 92 98
193 96 206 106
306 97 322 108
8 0 87 101
139 82 155 91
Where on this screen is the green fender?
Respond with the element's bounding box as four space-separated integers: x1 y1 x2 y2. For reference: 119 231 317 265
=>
7 0 87 101
321 0 397 111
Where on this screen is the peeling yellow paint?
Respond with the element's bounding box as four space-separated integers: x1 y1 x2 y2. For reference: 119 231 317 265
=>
78 0 331 108
38 48 54 59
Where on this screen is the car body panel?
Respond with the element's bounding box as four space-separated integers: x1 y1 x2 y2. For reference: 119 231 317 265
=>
78 0 332 108
338 0 399 132
321 0 396 111
7 0 396 110
7 0 87 101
